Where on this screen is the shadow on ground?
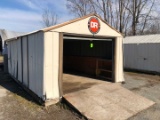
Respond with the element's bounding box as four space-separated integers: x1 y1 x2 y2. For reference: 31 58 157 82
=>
0 68 85 120
0 71 39 105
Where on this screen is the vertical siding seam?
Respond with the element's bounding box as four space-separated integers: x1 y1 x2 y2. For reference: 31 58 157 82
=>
43 32 46 100
27 36 29 88
21 37 23 84
41 32 44 99
35 34 38 96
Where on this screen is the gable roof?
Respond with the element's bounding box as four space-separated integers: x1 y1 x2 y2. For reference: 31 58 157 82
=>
42 13 122 35
6 14 122 42
124 34 160 44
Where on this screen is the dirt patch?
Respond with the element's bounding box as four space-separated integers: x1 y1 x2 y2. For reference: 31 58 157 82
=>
0 71 85 120
63 73 105 94
125 72 160 82
130 80 159 91
63 81 98 94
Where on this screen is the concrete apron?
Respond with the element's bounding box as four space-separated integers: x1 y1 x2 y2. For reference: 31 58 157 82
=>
63 82 155 120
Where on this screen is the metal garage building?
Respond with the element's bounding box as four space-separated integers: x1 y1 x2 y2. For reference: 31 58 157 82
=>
6 14 124 105
124 34 160 74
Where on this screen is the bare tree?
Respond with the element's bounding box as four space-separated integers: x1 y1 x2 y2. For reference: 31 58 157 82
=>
66 0 96 17
117 0 131 33
88 0 110 22
140 0 155 34
142 16 160 34
124 0 156 35
42 9 58 27
66 0 159 36
89 0 131 34
67 0 131 34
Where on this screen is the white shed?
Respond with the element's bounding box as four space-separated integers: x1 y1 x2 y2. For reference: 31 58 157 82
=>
6 14 124 105
0 29 25 54
124 34 160 74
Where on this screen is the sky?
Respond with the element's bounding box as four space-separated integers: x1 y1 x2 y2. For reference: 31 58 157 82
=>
0 0 74 32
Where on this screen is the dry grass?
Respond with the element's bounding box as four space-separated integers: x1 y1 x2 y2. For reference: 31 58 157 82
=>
0 55 3 63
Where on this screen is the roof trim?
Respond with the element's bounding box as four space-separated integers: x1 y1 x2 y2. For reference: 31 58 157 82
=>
5 30 42 42
124 34 160 44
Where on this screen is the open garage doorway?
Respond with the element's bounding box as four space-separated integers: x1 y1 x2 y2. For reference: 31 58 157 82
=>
63 35 115 94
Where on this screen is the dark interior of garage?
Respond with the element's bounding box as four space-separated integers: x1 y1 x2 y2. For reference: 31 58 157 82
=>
63 37 114 81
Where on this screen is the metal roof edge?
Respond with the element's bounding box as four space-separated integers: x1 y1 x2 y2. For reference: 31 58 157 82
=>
124 34 160 44
5 30 43 42
125 33 160 38
42 13 96 32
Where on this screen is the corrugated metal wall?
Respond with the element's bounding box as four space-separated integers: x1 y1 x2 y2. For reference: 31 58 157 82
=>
8 32 44 99
124 43 160 73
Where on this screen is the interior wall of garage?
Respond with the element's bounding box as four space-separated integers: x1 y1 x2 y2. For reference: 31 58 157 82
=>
64 40 113 59
63 39 113 79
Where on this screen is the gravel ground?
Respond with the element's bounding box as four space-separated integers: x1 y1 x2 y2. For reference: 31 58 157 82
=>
123 72 160 120
0 68 160 120
0 71 85 120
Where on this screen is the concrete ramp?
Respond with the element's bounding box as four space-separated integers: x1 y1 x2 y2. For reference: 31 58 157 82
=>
63 83 155 120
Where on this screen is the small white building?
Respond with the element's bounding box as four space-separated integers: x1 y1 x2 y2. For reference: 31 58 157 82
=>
6 14 124 105
0 29 25 54
124 34 160 74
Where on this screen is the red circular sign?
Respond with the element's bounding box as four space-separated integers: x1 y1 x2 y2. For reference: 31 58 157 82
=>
88 17 100 34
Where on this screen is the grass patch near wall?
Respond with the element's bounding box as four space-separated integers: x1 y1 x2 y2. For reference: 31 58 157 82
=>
0 55 3 63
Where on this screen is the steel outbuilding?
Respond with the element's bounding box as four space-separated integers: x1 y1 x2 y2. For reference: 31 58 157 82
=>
6 14 124 105
124 34 160 74
0 29 25 54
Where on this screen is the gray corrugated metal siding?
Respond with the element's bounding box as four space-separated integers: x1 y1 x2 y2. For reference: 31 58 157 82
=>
7 32 44 99
124 34 160 73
